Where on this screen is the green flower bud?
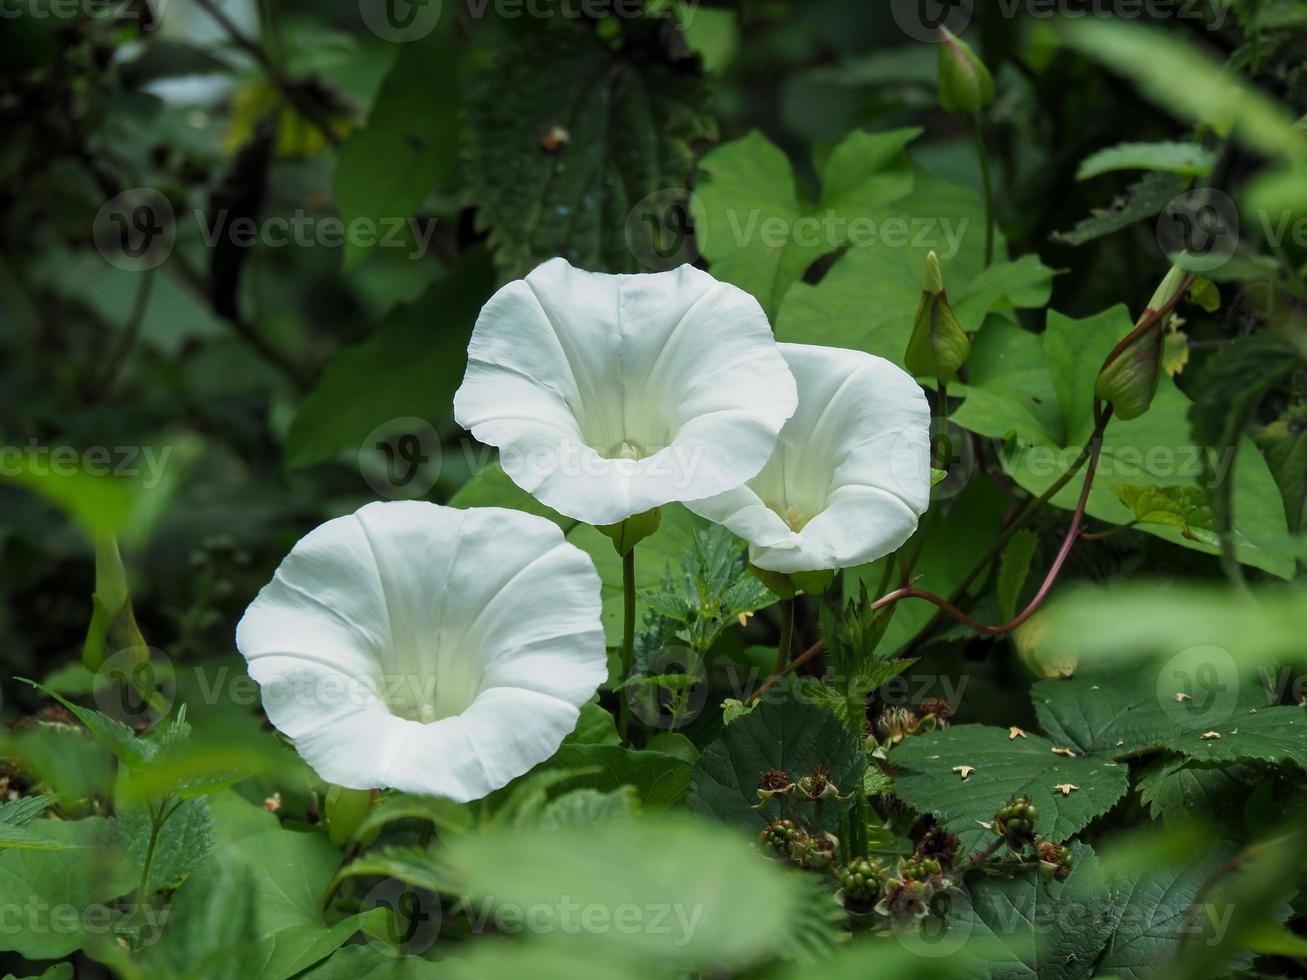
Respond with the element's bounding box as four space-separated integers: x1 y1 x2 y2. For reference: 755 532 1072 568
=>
598 507 661 555
83 536 147 672
938 27 995 115
1095 266 1191 421
905 251 972 385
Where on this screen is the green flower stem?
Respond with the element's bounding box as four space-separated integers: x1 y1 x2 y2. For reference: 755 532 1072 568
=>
618 546 637 743
774 597 796 674
973 116 994 269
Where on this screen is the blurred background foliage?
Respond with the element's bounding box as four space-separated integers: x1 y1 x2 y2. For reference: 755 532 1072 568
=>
1 0 1307 976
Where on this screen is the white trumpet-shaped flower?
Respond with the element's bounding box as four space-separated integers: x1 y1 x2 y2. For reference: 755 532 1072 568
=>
235 501 606 802
453 258 798 525
686 343 932 573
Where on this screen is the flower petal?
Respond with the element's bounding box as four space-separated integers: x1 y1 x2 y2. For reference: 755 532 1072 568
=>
454 258 797 524
688 343 931 572
236 501 606 801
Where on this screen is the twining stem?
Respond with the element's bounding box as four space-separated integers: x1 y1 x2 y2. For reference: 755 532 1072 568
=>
973 117 994 269
747 413 1111 701
774 597 796 674
618 547 637 743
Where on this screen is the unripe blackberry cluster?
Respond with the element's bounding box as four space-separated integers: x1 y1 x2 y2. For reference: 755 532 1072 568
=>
759 819 799 855
1038 842 1074 880
994 796 1039 844
837 858 885 905
899 856 942 880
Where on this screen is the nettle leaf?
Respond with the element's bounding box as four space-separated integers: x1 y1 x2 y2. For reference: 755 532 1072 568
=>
538 787 640 828
441 813 816 969
1076 141 1215 180
0 795 76 851
688 698 865 832
1136 755 1259 823
891 726 1129 851
1033 664 1307 765
121 796 215 894
1112 483 1216 544
1051 171 1183 247
18 680 153 771
465 23 715 279
775 170 1056 364
692 127 918 318
947 843 1111 980
953 308 1292 577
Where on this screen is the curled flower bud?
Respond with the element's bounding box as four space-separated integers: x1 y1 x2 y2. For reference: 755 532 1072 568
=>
937 27 995 115
1095 265 1192 421
905 252 972 385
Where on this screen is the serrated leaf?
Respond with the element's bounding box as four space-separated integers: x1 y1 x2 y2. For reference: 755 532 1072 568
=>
1112 483 1216 544
946 843 1110 979
1076 141 1215 180
997 529 1039 621
693 127 918 317
542 744 693 809
1051 171 1183 247
1256 405 1307 533
465 23 715 279
121 797 215 894
1033 664 1307 766
0 795 76 851
17 679 153 771
1135 755 1258 823
537 787 640 828
688 698 865 832
891 726 1129 851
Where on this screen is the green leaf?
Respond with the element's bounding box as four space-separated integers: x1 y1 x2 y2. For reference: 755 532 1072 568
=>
692 127 918 318
441 812 814 969
953 308 1293 577
0 817 134 959
688 698 865 832
1076 141 1215 180
298 945 445 979
542 744 693 810
946 843 1110 979
1051 171 1184 247
285 250 495 469
1135 755 1258 823
0 795 76 851
1256 405 1307 532
333 28 460 269
1032 664 1307 766
121 797 215 894
891 726 1129 851
565 699 621 746
775 170 1055 363
17 680 153 771
1098 846 1247 978
1111 484 1216 544
464 23 715 279
997 529 1039 622
537 787 640 828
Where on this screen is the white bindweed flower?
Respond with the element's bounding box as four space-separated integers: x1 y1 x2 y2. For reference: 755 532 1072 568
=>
686 343 931 573
453 258 798 525
235 501 606 802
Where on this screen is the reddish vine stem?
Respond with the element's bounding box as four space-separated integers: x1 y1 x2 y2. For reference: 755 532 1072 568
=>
746 412 1110 701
